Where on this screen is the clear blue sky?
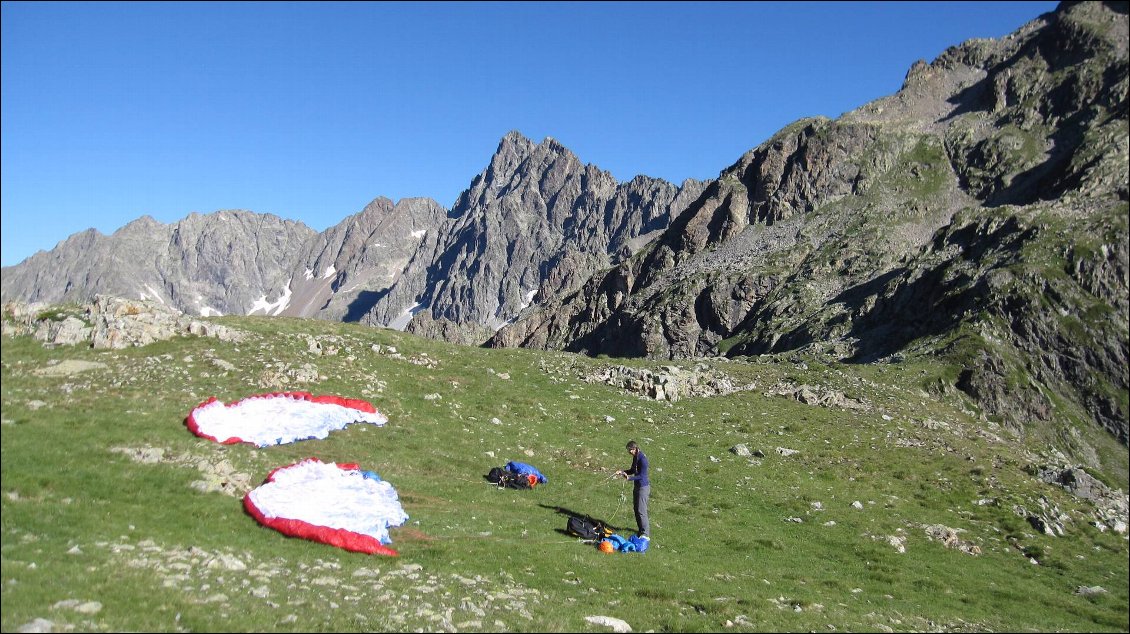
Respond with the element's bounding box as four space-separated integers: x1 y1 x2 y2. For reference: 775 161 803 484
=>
1 1 1059 267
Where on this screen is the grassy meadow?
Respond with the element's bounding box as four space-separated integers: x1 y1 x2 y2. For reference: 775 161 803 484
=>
2 315 1127 632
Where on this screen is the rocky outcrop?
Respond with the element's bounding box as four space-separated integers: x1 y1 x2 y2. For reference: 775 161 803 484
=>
403 312 497 347
922 524 983 556
3 295 247 349
1034 464 1129 534
581 362 756 402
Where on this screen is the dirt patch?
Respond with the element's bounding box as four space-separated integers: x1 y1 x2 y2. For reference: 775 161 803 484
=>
33 360 109 377
390 527 438 543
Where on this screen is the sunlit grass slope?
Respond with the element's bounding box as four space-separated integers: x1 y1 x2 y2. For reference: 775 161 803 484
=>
2 315 1126 632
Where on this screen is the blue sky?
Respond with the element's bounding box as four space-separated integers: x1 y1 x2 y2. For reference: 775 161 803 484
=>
1 1 1058 267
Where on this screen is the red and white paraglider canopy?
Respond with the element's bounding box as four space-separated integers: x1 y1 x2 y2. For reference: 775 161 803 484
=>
186 391 387 447
243 458 408 556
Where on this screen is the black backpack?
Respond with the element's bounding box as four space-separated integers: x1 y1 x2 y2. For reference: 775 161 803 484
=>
486 466 531 489
566 515 610 540
486 467 507 484
499 471 532 489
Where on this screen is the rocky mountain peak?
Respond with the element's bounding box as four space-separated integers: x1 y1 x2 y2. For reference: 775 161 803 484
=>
473 131 588 205
359 196 395 215
407 130 704 333
119 215 163 232
487 130 537 176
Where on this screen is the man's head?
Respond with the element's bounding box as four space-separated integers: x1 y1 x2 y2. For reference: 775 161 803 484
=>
626 440 639 454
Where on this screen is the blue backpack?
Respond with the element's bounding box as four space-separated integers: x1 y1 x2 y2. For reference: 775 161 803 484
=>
603 534 636 553
506 461 547 484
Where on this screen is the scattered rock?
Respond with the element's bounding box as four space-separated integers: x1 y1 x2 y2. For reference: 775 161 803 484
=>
886 535 907 553
52 599 102 615
766 382 869 411
16 618 55 633
922 524 981 555
111 446 166 464
584 615 632 632
258 362 321 389
583 363 754 402
112 446 253 497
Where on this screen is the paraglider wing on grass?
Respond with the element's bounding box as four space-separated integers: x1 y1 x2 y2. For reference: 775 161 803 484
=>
243 458 408 556
186 391 388 447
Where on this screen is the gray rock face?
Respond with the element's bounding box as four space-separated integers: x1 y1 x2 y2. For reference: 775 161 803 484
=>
489 3 1128 457
278 196 451 326
280 136 704 335
407 132 705 333
278 133 705 335
0 211 316 317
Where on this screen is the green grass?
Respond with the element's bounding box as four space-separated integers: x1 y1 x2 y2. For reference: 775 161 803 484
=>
2 317 1127 632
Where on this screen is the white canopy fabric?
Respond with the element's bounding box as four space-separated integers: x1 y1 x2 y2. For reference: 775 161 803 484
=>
187 392 388 447
243 458 408 556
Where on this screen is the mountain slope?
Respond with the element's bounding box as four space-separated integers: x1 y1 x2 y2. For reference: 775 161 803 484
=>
488 2 1129 473
278 196 451 325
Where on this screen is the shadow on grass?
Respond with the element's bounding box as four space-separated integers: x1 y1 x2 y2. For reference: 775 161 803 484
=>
539 504 631 535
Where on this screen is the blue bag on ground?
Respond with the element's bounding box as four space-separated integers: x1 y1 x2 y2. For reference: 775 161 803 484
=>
505 461 548 483
628 534 649 553
605 534 636 552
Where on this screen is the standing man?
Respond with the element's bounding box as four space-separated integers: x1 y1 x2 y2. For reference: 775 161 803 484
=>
616 440 650 538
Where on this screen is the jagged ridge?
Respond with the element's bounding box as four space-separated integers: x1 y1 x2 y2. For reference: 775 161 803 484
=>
487 2 1129 475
